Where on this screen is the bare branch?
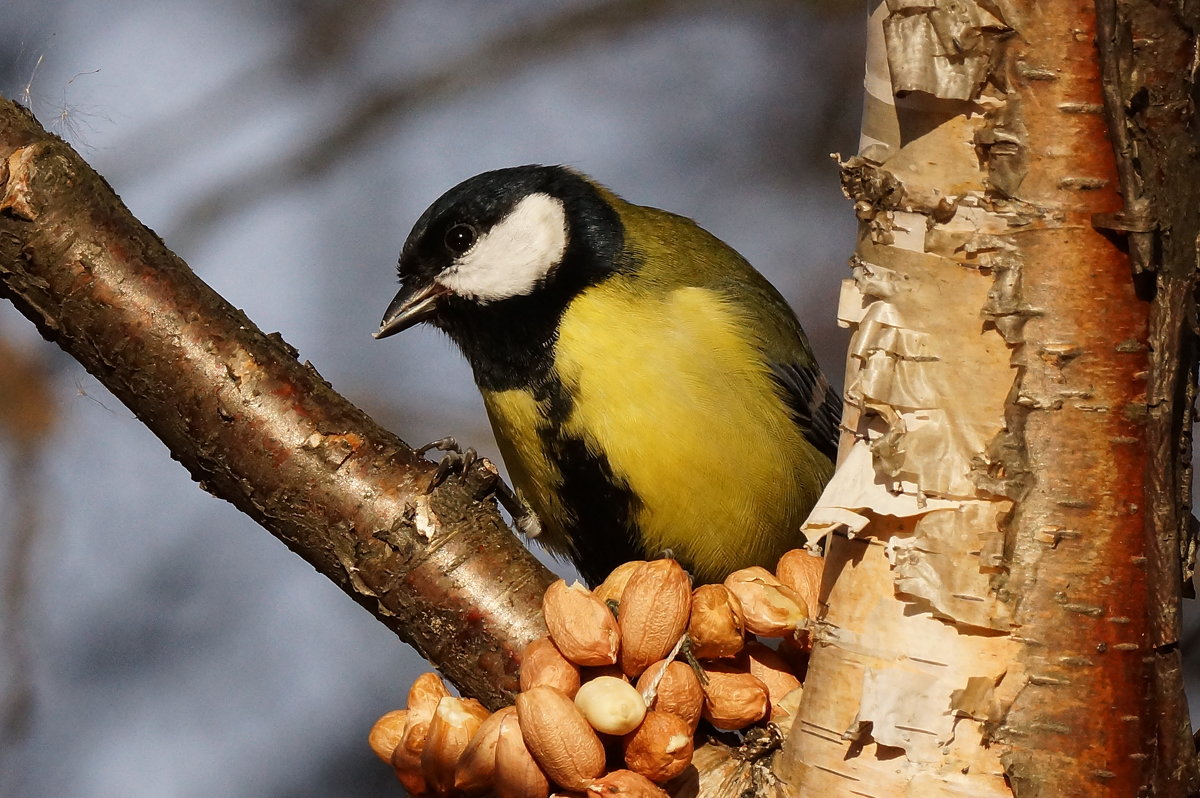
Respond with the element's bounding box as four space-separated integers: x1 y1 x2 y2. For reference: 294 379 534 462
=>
0 97 554 709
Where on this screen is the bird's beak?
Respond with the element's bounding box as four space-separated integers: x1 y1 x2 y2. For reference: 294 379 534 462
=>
374 281 450 340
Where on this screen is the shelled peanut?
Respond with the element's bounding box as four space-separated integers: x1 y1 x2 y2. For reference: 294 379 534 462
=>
368 549 825 796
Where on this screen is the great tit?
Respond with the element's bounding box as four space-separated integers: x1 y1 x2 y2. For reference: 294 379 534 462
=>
376 165 840 586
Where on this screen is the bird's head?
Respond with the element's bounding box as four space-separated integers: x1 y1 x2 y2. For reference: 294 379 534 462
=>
375 165 624 341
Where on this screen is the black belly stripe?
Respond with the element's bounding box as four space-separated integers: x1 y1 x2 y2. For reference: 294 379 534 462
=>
538 379 642 586
545 432 643 586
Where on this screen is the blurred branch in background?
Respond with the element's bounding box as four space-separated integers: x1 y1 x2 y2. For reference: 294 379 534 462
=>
0 336 53 763
163 0 728 248
123 0 858 251
102 0 393 182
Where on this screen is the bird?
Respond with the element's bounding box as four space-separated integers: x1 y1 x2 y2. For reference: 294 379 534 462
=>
375 165 840 587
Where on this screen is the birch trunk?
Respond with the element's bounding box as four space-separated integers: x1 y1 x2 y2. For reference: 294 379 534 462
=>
774 2 1200 796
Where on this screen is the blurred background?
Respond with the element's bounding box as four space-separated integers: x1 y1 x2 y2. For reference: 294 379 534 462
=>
0 1 863 795
1 2 1188 797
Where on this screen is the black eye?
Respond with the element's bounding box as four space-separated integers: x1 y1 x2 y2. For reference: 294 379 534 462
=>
444 223 477 255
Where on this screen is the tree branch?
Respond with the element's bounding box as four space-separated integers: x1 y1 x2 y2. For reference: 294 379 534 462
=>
0 97 553 709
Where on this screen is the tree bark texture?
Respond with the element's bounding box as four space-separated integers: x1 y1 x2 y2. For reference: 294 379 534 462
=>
1095 1 1200 788
0 98 554 710
785 1 1199 796
995 3 1198 794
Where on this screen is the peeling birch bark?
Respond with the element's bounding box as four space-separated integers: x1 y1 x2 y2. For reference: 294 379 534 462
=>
780 7 1017 795
778 2 1198 796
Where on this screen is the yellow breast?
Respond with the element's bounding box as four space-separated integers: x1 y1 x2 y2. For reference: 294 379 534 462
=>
484 275 831 583
556 279 829 581
480 386 574 559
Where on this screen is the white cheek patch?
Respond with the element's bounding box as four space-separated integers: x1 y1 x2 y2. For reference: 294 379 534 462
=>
437 193 568 302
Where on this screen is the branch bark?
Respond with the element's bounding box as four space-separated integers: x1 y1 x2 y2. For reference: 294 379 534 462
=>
0 97 554 710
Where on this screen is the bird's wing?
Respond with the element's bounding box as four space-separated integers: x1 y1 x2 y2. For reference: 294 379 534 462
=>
616 200 843 462
712 260 843 464
718 266 842 464
768 359 842 462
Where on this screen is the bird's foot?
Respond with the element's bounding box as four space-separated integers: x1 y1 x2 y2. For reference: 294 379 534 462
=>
415 436 543 539
739 723 784 761
496 483 543 539
417 436 478 494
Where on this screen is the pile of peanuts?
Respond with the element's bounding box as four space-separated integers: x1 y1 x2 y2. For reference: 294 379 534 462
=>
368 549 823 796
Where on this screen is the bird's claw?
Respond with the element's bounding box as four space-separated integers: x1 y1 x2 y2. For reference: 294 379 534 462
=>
418 437 478 494
417 436 460 457
417 436 543 538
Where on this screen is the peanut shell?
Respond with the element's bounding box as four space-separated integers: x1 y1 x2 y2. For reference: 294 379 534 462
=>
618 560 691 677
543 580 620 667
516 685 606 790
